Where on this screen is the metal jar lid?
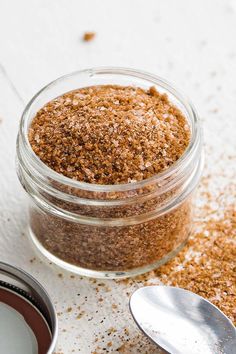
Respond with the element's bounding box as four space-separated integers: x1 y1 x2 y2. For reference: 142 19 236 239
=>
0 261 58 354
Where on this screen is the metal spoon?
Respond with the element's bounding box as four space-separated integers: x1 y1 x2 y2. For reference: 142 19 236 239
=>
129 286 236 354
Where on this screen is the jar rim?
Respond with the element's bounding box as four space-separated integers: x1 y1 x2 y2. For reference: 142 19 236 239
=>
19 66 201 192
0 261 58 353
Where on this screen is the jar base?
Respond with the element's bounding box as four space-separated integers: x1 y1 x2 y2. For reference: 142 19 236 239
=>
28 227 189 279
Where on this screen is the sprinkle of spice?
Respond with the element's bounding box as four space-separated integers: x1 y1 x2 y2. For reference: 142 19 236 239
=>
76 311 85 319
157 205 236 324
83 32 96 42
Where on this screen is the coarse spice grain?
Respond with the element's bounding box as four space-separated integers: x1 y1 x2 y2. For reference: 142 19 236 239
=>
83 32 96 42
27 84 195 272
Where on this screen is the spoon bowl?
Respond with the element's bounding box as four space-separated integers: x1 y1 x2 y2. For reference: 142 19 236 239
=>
130 286 236 354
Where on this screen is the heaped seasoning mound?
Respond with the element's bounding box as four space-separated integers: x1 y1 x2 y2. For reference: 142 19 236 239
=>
29 85 190 184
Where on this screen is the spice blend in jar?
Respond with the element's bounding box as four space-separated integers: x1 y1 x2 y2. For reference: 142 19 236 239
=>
17 68 203 278
28 85 190 184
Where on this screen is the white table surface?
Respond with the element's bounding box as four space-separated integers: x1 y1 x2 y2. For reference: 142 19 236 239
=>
0 0 236 353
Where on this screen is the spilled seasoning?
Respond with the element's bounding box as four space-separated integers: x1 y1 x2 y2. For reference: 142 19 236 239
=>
156 207 236 323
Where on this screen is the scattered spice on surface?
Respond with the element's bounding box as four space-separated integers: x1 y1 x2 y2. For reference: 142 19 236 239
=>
107 327 117 334
76 311 85 319
83 31 96 42
124 328 130 336
116 333 158 353
156 205 236 324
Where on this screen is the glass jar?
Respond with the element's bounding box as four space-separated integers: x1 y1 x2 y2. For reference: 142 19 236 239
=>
16 67 203 279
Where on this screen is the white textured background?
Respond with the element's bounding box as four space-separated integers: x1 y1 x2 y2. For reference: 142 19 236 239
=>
0 0 235 353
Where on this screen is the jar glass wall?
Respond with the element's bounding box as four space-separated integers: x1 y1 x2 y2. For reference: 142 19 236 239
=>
16 67 203 278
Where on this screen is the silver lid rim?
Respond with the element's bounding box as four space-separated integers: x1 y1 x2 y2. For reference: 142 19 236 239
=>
0 261 58 354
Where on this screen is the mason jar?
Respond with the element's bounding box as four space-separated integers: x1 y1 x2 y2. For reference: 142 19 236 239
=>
16 67 203 279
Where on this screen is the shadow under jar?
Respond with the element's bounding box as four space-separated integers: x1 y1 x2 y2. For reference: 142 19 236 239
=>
16 67 203 279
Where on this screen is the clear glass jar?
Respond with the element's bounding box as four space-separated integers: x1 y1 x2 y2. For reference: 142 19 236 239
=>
16 67 203 279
